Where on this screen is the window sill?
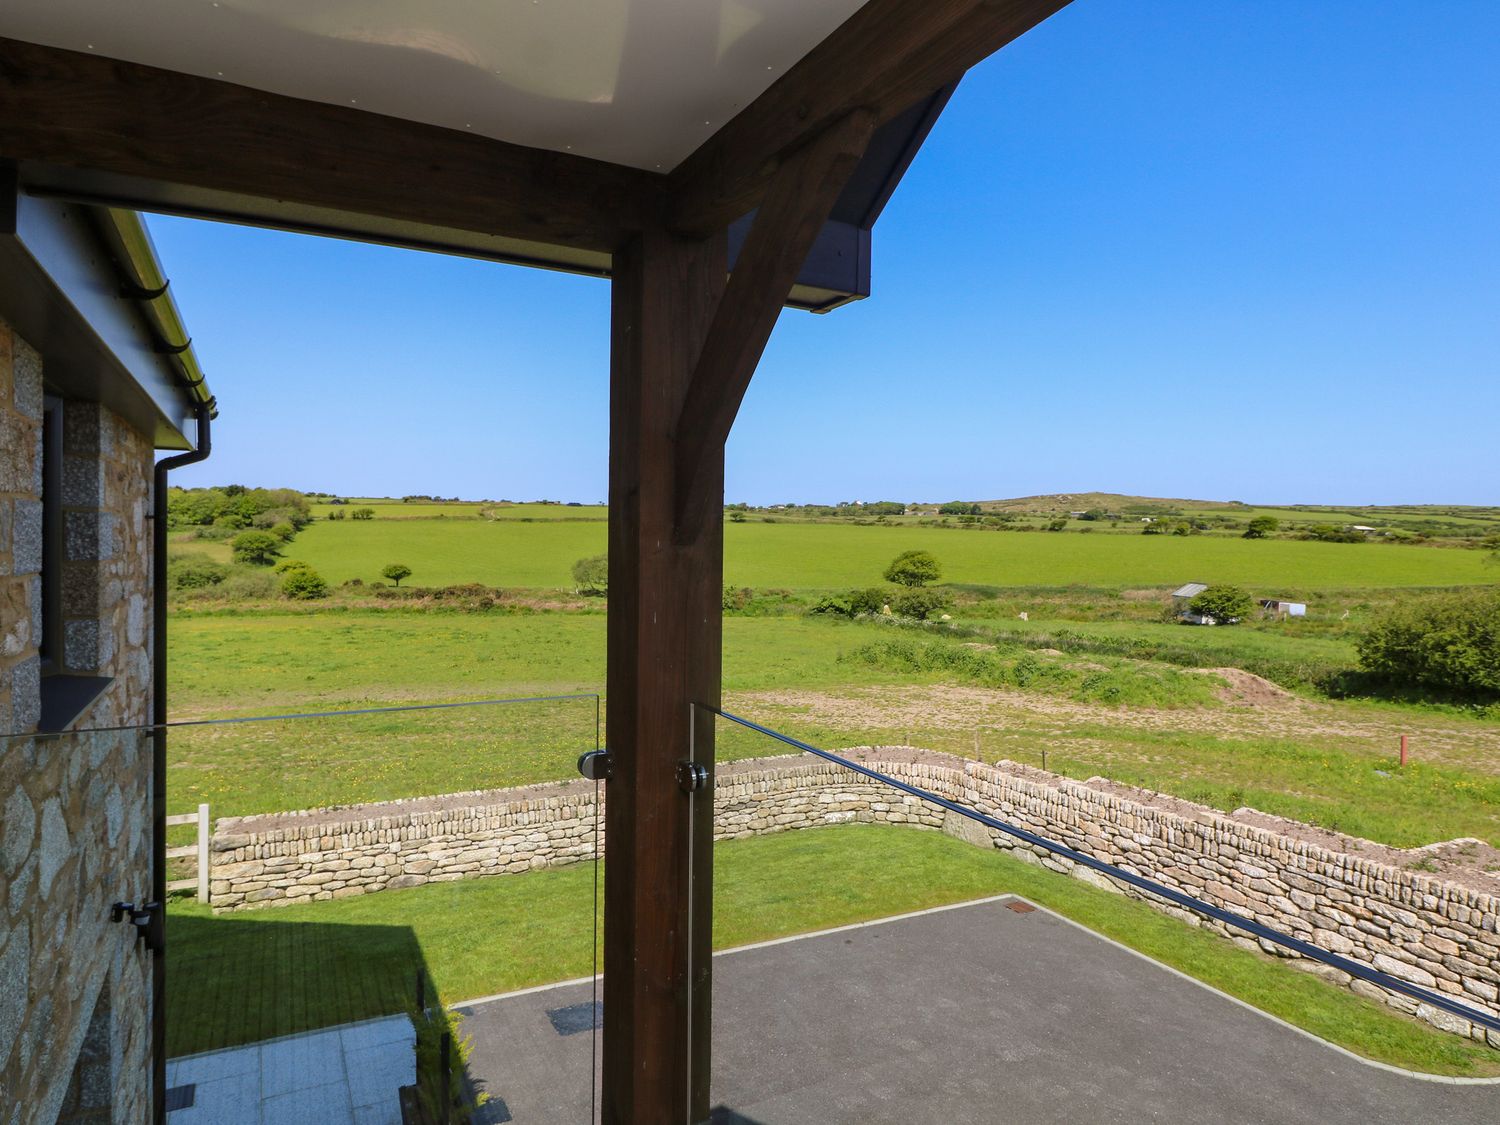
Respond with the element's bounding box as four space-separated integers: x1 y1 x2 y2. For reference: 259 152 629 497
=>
39 675 114 733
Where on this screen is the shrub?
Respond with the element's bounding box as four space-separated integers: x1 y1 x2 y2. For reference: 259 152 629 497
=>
571 554 608 596
382 563 413 587
327 508 346 521
350 507 375 520
168 555 229 590
890 587 951 621
722 585 753 613
280 567 329 600
273 558 313 574
1243 516 1279 539
848 586 889 616
1047 518 1068 532
883 550 941 587
1188 585 1255 625
230 530 282 566
1356 588 1500 699
810 594 852 616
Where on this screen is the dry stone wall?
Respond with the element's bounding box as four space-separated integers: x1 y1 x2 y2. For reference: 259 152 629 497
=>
210 752 1500 1045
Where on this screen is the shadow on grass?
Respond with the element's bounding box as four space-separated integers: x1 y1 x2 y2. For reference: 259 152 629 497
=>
168 907 429 1056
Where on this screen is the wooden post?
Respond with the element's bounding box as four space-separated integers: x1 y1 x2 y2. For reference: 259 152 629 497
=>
603 226 727 1125
1400 735 1409 767
196 803 210 904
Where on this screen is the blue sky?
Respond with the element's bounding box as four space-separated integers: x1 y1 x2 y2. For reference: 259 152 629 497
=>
153 0 1499 506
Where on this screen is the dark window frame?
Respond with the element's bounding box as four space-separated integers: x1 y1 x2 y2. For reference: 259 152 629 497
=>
39 394 63 672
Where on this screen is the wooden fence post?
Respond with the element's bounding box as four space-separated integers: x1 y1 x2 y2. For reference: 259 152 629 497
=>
197 803 211 903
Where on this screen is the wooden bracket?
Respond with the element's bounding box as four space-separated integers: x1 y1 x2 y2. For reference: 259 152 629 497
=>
669 108 876 541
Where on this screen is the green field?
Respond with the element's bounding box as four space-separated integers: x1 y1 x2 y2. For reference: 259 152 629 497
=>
282 516 1495 591
166 824 1500 1075
166 609 1500 848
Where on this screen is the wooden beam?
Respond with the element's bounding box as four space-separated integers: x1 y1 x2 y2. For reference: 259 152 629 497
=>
0 36 658 255
672 110 877 536
668 0 1072 236
604 226 727 1125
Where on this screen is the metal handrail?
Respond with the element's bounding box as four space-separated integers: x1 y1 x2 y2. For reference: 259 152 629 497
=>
9 692 601 740
705 705 1500 1036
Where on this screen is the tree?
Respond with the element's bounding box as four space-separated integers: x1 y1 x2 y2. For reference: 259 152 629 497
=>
350 507 375 520
280 567 329 600
1243 516 1279 539
883 550 941 587
1357 588 1500 698
1188 585 1255 625
891 588 951 621
1046 518 1068 532
231 530 282 566
382 563 413 587
572 554 609 596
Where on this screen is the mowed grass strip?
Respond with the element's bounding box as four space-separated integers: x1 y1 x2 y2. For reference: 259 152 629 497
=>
166 825 1500 1075
286 516 1495 590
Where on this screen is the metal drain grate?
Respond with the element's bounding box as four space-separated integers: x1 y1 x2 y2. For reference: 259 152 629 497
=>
1006 901 1036 914
164 1084 196 1112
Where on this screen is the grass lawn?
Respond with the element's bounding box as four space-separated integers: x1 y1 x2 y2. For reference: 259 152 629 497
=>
167 609 1500 847
284 515 1495 591
166 824 1500 1076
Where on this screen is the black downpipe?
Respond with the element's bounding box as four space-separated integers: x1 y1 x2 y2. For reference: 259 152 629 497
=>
150 407 211 1124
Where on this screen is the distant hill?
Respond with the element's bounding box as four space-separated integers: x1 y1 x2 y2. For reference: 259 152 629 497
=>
975 493 1250 514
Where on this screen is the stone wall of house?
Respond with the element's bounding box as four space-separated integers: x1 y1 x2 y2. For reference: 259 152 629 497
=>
212 752 1500 1045
0 316 158 1125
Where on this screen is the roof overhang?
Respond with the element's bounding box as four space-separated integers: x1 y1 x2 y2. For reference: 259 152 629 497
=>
0 1 1071 312
0 169 213 449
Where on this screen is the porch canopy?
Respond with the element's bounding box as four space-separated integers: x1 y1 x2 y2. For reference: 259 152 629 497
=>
0 2 1071 1119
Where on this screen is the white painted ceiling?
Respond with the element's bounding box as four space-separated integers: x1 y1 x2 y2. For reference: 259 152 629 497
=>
1 1 869 171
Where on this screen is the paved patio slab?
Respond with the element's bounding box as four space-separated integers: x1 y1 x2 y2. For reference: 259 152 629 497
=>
165 1014 413 1124
458 896 1500 1123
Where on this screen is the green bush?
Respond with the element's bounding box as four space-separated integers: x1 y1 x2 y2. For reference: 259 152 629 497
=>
168 555 229 590
848 586 889 616
1243 516 1279 539
350 507 376 521
883 550 941 587
382 563 413 587
231 530 282 566
410 1007 482 1124
810 594 852 616
1356 588 1500 699
571 554 608 596
1188 585 1255 625
273 558 312 574
280 567 329 600
890 587 951 621
269 522 297 542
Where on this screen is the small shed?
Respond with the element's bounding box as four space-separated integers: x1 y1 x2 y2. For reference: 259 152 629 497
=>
1260 598 1307 618
1171 582 1214 625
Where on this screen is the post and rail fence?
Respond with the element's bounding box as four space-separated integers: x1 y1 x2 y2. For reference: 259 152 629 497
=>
164 803 210 903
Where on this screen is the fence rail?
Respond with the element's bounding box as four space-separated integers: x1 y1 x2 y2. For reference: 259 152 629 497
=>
165 803 210 903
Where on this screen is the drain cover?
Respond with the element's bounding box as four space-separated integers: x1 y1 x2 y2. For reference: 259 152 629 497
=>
164 1084 196 1112
1006 901 1036 914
